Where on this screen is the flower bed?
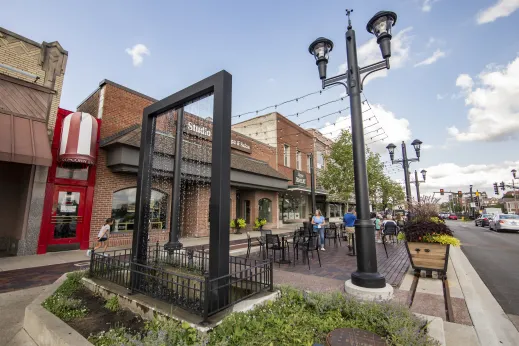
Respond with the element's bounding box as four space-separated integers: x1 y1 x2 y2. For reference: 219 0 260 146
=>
44 274 439 346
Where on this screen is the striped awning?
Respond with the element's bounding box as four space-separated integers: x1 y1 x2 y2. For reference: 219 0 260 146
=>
58 112 98 168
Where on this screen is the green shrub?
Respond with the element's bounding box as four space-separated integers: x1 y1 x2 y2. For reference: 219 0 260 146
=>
88 319 206 346
104 295 120 312
208 287 439 346
42 270 88 321
42 294 87 321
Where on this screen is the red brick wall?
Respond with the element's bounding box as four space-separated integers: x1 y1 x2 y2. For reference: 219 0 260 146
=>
101 83 155 139
276 114 314 187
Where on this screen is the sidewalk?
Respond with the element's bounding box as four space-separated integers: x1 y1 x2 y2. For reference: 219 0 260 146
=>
0 224 300 272
398 246 519 345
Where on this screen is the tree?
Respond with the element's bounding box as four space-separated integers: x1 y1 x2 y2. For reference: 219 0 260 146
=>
318 130 355 203
318 129 405 210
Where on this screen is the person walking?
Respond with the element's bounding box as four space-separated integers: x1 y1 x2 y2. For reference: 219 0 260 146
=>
374 215 382 243
343 209 357 254
311 209 326 251
87 218 114 256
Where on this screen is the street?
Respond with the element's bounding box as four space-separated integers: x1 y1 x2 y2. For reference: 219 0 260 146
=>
447 220 519 319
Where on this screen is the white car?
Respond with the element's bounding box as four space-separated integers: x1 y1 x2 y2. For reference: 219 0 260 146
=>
489 214 519 232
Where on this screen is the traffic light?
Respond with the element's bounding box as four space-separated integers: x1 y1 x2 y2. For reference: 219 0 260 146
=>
500 181 505 191
494 182 499 195
458 191 462 197
475 196 480 207
475 191 480 197
440 189 444 196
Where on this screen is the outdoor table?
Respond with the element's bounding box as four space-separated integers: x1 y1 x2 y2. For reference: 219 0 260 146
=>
279 235 291 264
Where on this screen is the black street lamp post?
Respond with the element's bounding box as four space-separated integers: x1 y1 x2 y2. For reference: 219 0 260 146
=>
310 153 317 214
410 169 426 203
308 9 397 289
386 140 423 204
469 185 474 218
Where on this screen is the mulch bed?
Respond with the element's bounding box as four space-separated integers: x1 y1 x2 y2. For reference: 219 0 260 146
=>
67 288 145 339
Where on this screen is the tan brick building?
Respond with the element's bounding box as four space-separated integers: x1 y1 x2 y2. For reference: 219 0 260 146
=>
0 27 67 256
76 80 288 248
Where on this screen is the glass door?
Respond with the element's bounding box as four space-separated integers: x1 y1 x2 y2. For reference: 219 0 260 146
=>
49 186 86 245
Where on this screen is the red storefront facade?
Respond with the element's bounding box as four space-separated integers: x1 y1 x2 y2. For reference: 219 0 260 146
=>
37 108 101 254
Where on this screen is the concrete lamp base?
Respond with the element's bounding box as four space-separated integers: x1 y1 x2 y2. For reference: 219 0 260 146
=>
344 280 394 302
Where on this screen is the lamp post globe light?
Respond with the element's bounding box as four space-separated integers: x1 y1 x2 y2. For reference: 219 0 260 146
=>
308 9 397 293
386 139 423 204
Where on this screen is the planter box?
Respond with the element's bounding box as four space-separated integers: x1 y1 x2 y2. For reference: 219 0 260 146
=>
405 242 450 275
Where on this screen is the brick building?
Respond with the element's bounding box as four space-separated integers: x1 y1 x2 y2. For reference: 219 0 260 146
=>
232 113 343 223
0 27 67 256
71 80 288 249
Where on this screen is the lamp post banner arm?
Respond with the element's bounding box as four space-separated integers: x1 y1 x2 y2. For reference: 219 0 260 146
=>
408 158 419 162
359 59 389 89
323 73 349 93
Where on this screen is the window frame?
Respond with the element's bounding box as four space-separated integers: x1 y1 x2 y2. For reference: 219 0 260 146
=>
283 144 290 167
296 150 301 170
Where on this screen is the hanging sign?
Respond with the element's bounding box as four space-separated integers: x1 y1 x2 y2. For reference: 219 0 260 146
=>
293 170 307 186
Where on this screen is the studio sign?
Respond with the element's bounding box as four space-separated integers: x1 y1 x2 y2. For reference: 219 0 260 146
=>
293 170 307 186
184 121 252 153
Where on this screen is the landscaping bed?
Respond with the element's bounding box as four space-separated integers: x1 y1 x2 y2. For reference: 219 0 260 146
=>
43 272 440 345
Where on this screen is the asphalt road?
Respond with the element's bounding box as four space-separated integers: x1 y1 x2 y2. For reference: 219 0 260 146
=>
447 219 519 316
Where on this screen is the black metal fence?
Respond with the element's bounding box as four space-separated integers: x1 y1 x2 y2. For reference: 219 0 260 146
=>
89 244 273 320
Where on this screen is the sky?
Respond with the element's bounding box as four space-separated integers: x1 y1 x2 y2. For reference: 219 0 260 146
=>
2 0 519 201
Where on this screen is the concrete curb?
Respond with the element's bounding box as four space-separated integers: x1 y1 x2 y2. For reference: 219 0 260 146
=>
23 273 91 346
414 313 446 346
450 246 519 345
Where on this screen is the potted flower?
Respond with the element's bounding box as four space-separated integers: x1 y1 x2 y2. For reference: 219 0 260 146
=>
230 218 247 234
397 197 460 276
254 218 267 231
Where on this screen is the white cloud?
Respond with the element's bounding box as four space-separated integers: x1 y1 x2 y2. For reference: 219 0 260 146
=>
339 27 413 85
319 103 412 155
436 93 446 100
422 144 434 150
419 160 519 196
477 0 519 24
414 49 446 67
422 0 439 12
448 56 519 142
267 78 276 83
125 44 150 66
456 74 474 89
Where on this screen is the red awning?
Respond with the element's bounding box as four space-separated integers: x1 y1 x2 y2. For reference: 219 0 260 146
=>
0 112 53 166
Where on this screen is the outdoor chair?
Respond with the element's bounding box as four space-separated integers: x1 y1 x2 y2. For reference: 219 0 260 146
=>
258 229 272 259
246 233 252 259
382 222 399 258
300 232 321 270
325 222 341 247
291 229 307 264
265 234 286 267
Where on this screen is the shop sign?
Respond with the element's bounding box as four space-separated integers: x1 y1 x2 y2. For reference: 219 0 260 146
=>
184 121 252 153
293 170 307 186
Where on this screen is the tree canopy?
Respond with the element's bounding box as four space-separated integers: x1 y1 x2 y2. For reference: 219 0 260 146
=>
318 129 405 211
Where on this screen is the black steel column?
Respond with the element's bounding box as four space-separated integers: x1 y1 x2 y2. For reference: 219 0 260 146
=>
310 153 316 214
164 108 185 251
209 72 232 307
401 142 412 204
346 26 385 289
414 170 421 203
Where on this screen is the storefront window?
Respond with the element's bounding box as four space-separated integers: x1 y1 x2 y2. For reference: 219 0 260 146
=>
258 198 272 222
111 188 168 232
279 194 307 221
329 204 341 218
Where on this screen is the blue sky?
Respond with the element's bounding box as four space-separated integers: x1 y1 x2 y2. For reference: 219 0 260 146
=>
2 0 519 198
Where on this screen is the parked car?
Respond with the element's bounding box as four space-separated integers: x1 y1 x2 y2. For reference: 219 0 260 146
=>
475 214 493 227
448 214 458 220
489 214 519 232
440 213 449 219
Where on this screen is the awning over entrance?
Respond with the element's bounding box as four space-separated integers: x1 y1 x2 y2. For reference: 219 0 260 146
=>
0 112 52 166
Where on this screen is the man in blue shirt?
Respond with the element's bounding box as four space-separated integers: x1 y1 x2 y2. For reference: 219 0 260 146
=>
343 209 356 252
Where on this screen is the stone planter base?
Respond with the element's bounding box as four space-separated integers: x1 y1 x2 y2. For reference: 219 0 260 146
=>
405 242 450 275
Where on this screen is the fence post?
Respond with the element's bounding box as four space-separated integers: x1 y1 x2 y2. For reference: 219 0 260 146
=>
155 241 159 265
269 257 274 292
89 248 95 277
203 273 210 322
